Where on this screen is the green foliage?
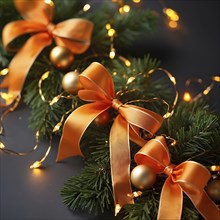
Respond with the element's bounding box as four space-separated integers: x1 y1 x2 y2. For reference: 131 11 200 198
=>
61 99 220 219
24 55 162 138
61 161 114 215
2 1 220 219
164 100 220 165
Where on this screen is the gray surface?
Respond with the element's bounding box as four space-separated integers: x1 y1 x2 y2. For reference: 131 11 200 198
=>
1 0 220 220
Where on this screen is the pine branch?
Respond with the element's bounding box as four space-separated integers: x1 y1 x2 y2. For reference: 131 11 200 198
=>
61 160 114 215
163 100 220 165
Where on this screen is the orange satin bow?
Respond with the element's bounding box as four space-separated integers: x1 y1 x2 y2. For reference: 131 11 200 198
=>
57 62 163 214
135 136 220 220
0 0 93 107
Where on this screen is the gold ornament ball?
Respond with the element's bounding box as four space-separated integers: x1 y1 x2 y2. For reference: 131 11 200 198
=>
131 165 156 190
207 179 220 203
94 111 110 126
62 71 83 95
50 46 74 69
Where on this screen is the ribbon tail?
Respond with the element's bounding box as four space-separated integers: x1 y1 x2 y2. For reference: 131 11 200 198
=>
110 115 134 215
0 76 9 88
157 177 183 220
0 33 52 107
187 190 220 220
129 125 147 147
56 102 110 161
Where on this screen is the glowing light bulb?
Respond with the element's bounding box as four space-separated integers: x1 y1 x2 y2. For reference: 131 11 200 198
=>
168 20 178 29
30 161 42 169
44 0 54 6
109 48 116 59
212 76 220 82
108 28 116 37
41 71 50 80
133 0 141 3
83 4 91 12
0 142 5 149
53 122 62 132
127 76 135 84
119 5 130 14
183 92 192 102
105 23 111 30
115 204 122 216
170 76 176 85
124 59 131 67
0 68 9 76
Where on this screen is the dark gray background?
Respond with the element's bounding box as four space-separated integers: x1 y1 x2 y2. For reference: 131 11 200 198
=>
1 0 220 220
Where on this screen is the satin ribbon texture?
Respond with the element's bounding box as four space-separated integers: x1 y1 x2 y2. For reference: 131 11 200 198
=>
135 136 220 220
0 0 93 107
57 62 163 213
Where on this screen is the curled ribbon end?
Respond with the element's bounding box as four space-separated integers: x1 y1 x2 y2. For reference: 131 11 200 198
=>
114 204 122 216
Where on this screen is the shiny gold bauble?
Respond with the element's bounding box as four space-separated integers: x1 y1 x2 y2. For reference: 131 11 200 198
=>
94 111 110 126
206 179 220 203
62 71 83 95
49 46 74 69
131 165 156 190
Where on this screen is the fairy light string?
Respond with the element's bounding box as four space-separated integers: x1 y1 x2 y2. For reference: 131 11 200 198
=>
183 75 220 102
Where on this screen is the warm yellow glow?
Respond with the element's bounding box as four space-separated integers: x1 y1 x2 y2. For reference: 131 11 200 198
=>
44 0 54 6
0 142 5 149
123 5 130 12
124 59 131 67
115 204 122 216
53 122 62 132
32 168 42 176
41 71 50 80
109 48 116 59
127 76 135 84
170 14 179 21
164 8 176 17
210 165 220 172
105 23 111 30
183 92 192 102
113 72 117 76
170 76 176 85
212 76 220 82
30 161 42 169
0 68 9 76
49 96 60 105
83 4 91 12
1 93 14 104
203 88 209 95
133 0 141 3
108 28 116 37
119 5 130 14
168 20 178 29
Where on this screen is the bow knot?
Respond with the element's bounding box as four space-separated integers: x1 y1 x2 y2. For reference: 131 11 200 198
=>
164 164 176 176
135 136 220 220
0 0 93 107
46 23 55 34
57 62 164 214
112 99 123 111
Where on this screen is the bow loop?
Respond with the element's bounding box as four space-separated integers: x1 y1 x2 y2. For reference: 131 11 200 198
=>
52 19 94 54
14 0 54 25
1 0 94 107
57 62 164 213
3 20 48 51
134 136 219 219
79 62 115 98
135 136 170 173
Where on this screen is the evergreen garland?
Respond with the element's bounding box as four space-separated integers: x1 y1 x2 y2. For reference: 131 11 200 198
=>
61 100 220 219
1 1 219 219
